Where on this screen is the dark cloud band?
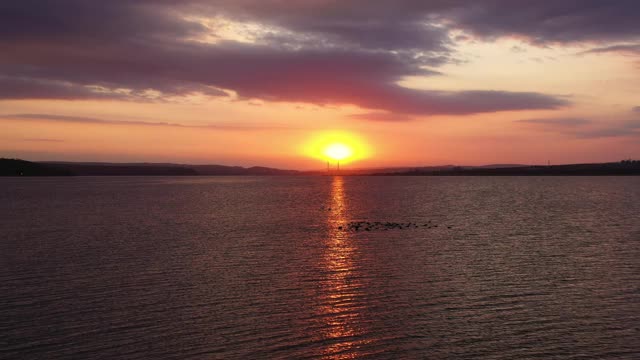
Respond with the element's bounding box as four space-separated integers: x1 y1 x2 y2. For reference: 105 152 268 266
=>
3 0 615 115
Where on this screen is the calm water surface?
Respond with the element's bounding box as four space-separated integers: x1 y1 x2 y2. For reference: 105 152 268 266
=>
1 176 639 359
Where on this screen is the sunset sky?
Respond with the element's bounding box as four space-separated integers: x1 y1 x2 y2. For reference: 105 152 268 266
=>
1 1 639 169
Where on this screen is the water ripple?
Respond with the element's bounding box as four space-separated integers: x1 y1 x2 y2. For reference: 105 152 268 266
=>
1 176 639 359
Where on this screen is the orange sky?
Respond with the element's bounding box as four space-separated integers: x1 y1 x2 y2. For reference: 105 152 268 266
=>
1 2 639 169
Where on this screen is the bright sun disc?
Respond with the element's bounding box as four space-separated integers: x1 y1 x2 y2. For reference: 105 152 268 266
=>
301 131 371 165
324 143 353 161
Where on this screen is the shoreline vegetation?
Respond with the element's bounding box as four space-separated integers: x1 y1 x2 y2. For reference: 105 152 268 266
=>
1 158 639 177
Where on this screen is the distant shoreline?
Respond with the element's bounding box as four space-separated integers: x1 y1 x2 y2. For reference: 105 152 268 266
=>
371 163 640 176
1 158 639 176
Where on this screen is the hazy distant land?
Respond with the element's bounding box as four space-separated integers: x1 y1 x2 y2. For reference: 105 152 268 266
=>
2 158 639 176
376 160 640 176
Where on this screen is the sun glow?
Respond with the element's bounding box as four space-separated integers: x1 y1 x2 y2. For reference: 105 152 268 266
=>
302 131 371 165
324 143 353 161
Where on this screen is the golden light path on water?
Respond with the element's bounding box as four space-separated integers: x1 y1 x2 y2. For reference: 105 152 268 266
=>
316 176 372 358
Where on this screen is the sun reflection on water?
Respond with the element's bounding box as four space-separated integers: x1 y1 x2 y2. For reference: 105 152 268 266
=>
316 176 371 359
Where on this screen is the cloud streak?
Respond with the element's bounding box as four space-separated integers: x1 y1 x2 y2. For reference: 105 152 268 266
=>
349 112 414 122
0 114 297 131
581 43 640 56
517 117 640 139
21 138 65 143
518 118 592 126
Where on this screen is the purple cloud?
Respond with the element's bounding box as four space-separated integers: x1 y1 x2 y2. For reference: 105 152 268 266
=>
0 76 130 100
0 1 579 115
444 1 640 44
0 39 568 114
211 1 640 45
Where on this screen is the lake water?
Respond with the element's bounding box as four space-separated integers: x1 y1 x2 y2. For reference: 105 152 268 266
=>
1 176 639 359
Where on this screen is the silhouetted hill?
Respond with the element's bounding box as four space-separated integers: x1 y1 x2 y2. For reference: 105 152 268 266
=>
38 161 299 176
191 165 298 175
475 164 529 169
376 161 640 176
52 163 198 176
245 166 300 175
4 158 639 177
0 158 72 176
306 164 530 175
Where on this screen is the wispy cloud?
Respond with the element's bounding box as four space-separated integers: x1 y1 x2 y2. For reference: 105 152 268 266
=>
516 117 640 139
518 118 591 126
21 138 65 142
581 43 640 55
0 114 297 131
349 112 414 122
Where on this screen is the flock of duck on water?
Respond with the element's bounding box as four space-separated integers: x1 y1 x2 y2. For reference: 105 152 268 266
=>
321 206 453 233
339 221 453 232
